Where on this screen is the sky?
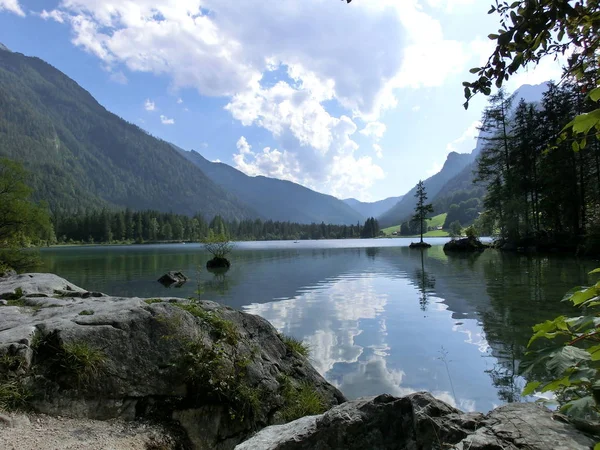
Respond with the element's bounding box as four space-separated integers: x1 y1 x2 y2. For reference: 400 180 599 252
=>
0 0 564 202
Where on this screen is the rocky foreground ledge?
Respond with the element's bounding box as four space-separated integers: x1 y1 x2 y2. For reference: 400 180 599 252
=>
1 273 598 450
0 273 344 449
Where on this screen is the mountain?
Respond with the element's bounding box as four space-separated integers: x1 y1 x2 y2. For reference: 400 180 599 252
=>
378 151 474 227
343 196 403 220
426 82 551 227
179 149 365 225
0 47 253 220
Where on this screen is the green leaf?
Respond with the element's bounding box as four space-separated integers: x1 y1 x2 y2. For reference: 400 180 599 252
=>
589 268 600 275
546 346 591 375
541 375 571 392
571 287 598 306
522 381 541 396
563 110 600 136
593 443 600 450
587 345 600 361
589 87 600 103
560 396 596 419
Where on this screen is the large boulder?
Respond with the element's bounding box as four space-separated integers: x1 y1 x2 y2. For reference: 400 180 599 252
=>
236 392 597 450
0 273 345 449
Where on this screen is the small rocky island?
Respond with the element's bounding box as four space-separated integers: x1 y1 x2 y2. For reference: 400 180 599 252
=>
0 272 596 449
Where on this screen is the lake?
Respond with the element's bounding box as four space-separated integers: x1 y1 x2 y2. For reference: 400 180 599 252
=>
40 239 599 413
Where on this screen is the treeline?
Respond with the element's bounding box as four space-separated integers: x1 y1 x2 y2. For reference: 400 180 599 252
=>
475 79 600 252
52 210 382 244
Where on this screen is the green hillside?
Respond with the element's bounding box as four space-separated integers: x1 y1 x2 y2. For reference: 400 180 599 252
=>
180 149 364 225
382 213 448 237
0 47 254 220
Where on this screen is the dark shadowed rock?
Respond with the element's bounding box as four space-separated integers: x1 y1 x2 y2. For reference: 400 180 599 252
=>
158 271 188 287
236 393 596 450
206 257 231 269
443 237 487 253
409 242 432 249
0 273 345 449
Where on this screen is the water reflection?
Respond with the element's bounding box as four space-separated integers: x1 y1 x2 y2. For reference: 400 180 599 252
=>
39 242 598 412
414 250 436 311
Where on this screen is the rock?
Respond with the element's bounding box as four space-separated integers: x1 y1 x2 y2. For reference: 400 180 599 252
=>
409 242 432 249
0 268 16 278
157 271 188 287
0 273 344 449
237 393 596 450
0 273 87 299
207 258 231 269
443 237 487 252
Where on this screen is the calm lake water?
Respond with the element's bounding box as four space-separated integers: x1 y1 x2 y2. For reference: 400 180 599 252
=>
40 239 599 413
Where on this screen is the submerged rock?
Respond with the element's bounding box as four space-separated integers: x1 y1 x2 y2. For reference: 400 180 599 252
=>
207 257 231 269
443 237 487 252
236 392 596 450
409 242 432 249
158 271 188 287
0 273 345 449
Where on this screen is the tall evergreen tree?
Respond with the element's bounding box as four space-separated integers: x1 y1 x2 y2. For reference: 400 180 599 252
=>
412 180 434 244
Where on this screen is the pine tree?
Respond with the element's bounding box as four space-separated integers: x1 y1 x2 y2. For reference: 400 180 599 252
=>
412 181 434 243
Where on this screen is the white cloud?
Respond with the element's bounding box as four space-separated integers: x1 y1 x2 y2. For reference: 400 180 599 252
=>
446 120 481 153
144 99 155 111
373 144 383 159
411 105 421 112
177 98 183 104
109 71 128 84
40 9 64 22
212 158 221 163
160 114 175 125
360 122 387 141
228 82 385 198
0 0 25 16
42 0 492 196
425 161 444 177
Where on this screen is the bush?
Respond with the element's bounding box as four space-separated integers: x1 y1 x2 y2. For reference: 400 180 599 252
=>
464 225 477 239
522 268 600 423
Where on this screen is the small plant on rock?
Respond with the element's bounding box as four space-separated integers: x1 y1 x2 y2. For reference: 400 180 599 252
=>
280 334 310 358
59 342 106 387
278 375 327 422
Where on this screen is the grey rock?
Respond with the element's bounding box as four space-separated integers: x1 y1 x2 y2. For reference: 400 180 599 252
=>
0 273 344 450
158 271 187 287
236 393 597 450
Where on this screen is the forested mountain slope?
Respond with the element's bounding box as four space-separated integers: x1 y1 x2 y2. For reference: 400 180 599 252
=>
378 152 474 227
343 196 403 220
0 46 253 220
180 149 365 225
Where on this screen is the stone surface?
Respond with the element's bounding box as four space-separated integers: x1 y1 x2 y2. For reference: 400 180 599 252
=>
0 273 345 450
0 410 181 450
236 393 597 450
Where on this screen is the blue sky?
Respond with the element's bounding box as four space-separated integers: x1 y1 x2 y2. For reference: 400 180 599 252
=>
0 0 563 201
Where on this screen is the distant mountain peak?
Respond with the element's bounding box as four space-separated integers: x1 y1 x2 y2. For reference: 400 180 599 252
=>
0 43 11 52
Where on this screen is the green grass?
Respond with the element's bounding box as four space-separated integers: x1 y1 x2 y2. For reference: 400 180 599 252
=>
144 298 164 305
60 342 106 386
278 376 327 422
0 380 31 410
174 303 238 345
280 334 310 357
382 213 448 237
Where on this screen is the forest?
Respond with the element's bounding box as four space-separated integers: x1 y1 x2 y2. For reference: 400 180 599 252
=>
474 79 600 253
51 209 383 244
